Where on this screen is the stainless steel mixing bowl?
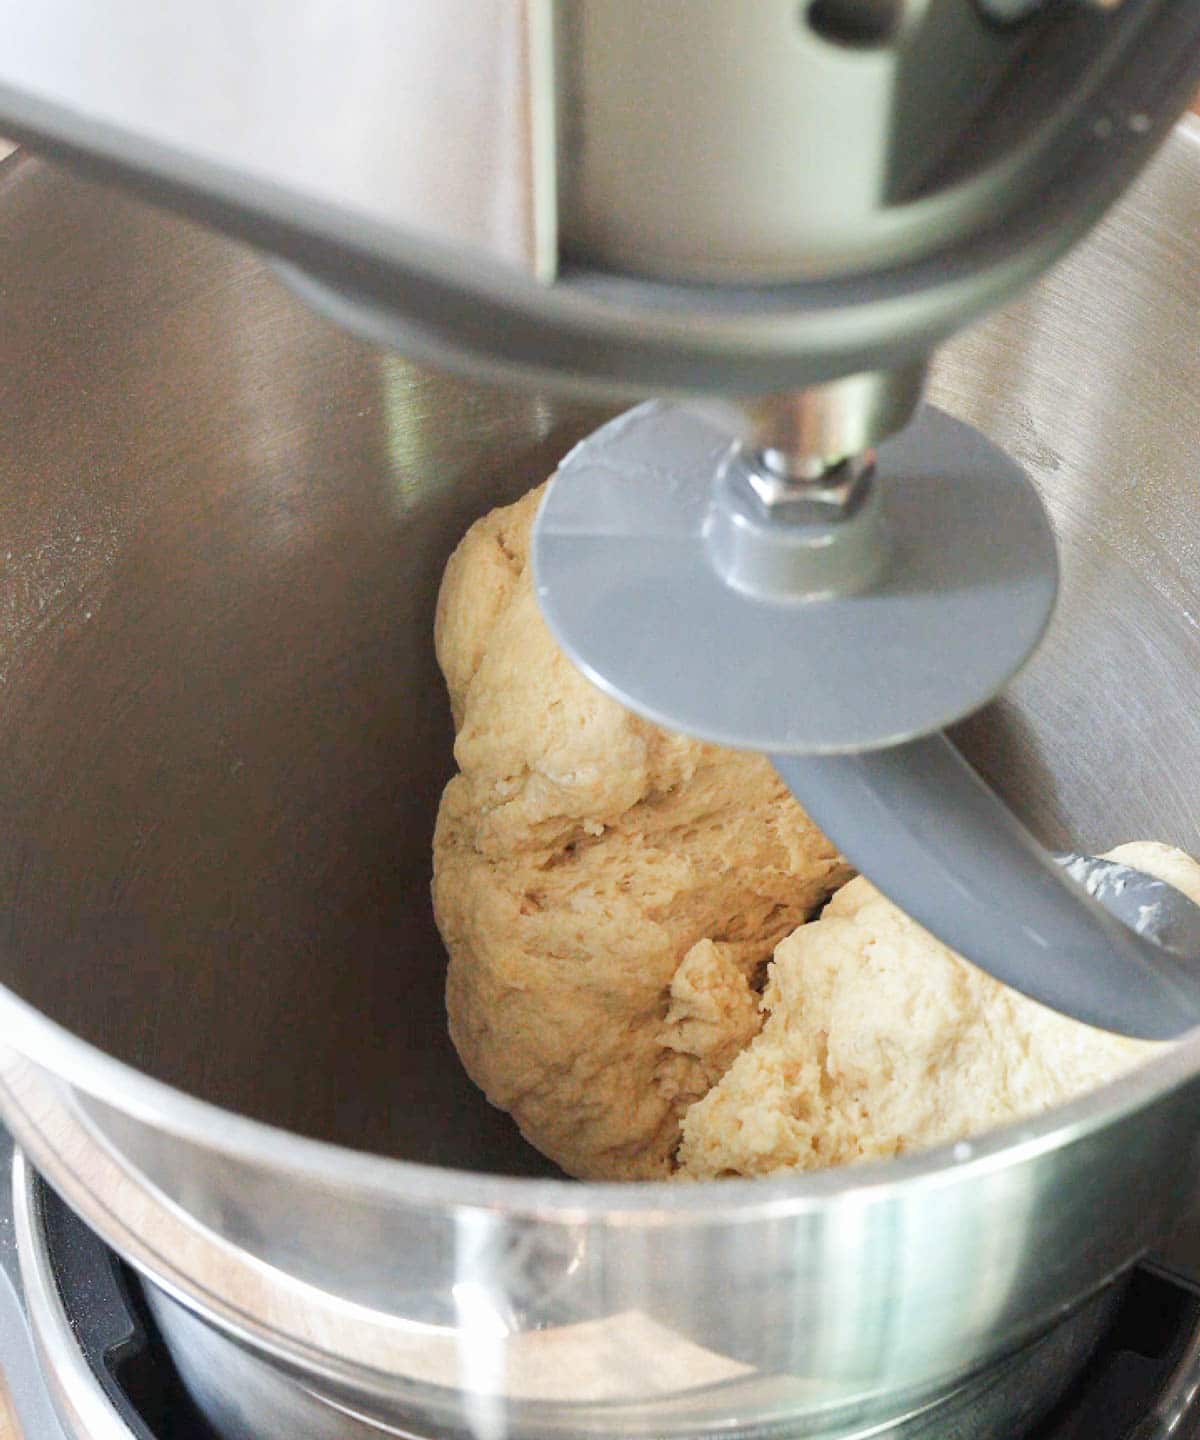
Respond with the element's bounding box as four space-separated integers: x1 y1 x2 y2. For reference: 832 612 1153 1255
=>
1 122 1200 1439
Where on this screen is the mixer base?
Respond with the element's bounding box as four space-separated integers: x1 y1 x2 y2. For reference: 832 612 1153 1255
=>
3 1130 1200 1439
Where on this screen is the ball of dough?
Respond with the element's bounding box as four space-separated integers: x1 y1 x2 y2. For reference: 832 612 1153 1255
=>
677 841 1196 1179
432 484 850 1180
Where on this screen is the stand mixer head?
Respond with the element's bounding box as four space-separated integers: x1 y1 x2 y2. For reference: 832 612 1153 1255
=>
0 3 1194 412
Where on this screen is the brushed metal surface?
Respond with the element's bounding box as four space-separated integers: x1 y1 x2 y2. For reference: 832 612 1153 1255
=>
134 1259 1123 1440
0 147 600 1175
0 0 552 276
0 125 1199 1436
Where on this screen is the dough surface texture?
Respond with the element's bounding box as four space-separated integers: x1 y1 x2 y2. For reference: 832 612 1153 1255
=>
432 484 850 1180
677 841 1194 1178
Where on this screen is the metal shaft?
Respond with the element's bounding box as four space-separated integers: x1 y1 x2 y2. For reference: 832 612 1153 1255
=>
740 363 928 481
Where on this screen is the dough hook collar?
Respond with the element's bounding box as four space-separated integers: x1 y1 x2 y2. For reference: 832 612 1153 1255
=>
531 401 1059 756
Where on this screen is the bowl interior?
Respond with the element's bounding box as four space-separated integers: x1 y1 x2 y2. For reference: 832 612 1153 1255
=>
1 129 1199 1178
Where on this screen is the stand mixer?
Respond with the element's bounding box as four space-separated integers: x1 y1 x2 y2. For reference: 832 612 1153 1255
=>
3 9 1200 1438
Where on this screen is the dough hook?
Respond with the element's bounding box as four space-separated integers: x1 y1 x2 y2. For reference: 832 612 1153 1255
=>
775 736 1200 1041
533 400 1200 1041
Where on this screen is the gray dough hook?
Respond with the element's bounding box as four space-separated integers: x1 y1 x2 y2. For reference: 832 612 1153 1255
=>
533 401 1200 1041
775 736 1200 1041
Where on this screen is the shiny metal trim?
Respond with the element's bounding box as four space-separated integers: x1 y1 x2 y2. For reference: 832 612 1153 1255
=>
741 364 929 475
18 1103 1200 1440
12 1150 134 1440
0 0 550 277
0 1050 1178 1435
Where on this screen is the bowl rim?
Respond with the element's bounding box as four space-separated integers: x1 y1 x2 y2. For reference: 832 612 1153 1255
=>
3 928 1199 1222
